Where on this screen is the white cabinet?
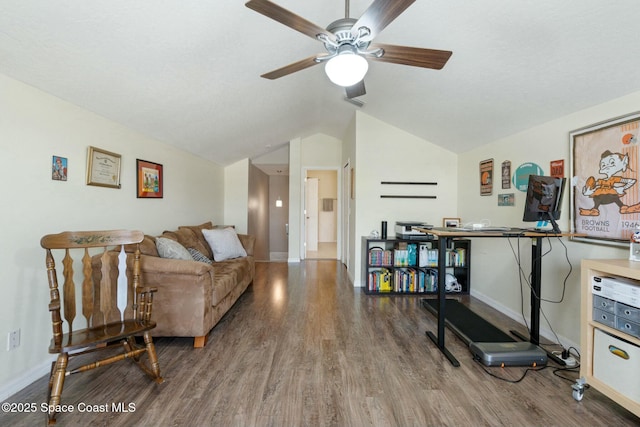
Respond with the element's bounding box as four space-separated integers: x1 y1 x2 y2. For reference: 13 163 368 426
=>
581 259 640 417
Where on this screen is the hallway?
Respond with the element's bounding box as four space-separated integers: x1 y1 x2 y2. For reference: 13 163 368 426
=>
305 242 337 259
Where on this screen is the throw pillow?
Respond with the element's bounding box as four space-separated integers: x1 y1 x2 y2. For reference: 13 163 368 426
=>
187 247 213 264
202 227 247 262
155 237 193 261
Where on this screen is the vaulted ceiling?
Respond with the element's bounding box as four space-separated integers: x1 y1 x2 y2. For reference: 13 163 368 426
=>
3 1 640 166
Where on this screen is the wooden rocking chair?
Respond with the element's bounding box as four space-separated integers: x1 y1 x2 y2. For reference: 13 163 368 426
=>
40 230 163 425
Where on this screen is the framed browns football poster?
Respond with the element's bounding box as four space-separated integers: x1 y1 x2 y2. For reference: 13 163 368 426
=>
570 111 640 245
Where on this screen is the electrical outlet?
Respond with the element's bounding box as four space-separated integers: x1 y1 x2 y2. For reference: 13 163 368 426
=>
560 354 577 367
7 329 20 351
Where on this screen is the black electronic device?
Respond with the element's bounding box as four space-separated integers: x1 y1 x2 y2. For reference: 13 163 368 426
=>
523 175 566 233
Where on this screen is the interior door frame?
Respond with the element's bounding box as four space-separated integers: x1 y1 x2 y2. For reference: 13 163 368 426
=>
342 161 350 267
301 167 341 260
305 177 319 252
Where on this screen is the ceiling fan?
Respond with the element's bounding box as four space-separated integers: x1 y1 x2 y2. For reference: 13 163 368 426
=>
245 0 452 99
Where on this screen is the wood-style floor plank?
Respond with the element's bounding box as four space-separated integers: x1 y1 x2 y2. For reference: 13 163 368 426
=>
1 260 638 426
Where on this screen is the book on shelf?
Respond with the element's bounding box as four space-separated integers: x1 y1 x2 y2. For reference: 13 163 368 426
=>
368 268 392 292
418 248 467 267
369 247 392 266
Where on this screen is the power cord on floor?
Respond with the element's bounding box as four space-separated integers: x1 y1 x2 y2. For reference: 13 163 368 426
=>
472 355 547 383
474 345 584 386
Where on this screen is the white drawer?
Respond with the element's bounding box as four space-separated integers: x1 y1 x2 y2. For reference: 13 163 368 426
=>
593 328 640 403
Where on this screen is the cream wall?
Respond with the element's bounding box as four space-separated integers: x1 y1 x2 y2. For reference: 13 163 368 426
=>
248 163 269 260
457 91 640 349
224 158 249 233
351 112 458 287
269 174 289 255
0 73 225 401
288 138 302 261
342 116 357 275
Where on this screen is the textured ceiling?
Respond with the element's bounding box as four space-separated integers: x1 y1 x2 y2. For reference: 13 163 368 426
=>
2 1 640 166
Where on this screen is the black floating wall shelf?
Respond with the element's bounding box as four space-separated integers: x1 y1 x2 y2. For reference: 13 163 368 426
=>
380 195 437 199
380 181 438 198
380 181 437 185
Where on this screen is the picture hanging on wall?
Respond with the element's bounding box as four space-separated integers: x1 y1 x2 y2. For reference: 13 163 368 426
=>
443 217 461 228
550 159 564 178
52 156 67 181
136 159 163 198
570 111 640 245
498 193 515 206
501 160 511 189
86 146 121 188
479 158 493 196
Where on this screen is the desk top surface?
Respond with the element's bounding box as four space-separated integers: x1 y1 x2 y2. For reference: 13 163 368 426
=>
417 227 580 238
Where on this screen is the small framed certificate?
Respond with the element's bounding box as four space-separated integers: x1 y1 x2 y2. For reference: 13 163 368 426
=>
86 146 122 189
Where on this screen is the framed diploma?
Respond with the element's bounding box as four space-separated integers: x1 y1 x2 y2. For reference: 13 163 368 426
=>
86 146 122 189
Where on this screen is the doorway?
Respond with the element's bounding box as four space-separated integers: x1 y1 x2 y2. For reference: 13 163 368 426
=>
305 169 338 259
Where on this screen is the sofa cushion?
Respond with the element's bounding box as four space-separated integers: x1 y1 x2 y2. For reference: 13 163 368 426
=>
211 258 252 305
124 235 158 257
140 236 159 256
188 247 213 264
179 222 215 258
168 227 210 257
155 237 193 260
202 227 247 262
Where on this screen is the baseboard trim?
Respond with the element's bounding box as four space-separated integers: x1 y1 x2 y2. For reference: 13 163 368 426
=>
0 358 53 402
269 252 288 261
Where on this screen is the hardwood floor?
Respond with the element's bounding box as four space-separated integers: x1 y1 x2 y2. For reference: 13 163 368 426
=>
2 260 639 426
306 242 337 259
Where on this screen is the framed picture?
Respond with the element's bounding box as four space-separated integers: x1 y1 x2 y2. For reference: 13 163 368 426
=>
550 159 564 179
570 111 640 245
498 193 515 207
501 160 511 189
86 146 121 188
136 159 163 198
443 218 461 228
480 158 494 196
52 155 68 181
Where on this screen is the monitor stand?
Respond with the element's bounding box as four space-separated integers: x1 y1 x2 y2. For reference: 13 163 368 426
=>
547 212 561 233
534 213 561 233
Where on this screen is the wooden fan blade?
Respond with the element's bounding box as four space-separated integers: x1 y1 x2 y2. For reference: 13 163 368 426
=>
261 55 321 80
246 0 335 43
352 0 416 41
370 43 452 69
345 80 366 99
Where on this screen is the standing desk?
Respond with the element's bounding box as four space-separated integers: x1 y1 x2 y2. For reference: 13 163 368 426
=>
418 227 578 367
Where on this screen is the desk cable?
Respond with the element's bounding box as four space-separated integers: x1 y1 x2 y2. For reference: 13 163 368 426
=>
505 234 573 350
473 349 582 384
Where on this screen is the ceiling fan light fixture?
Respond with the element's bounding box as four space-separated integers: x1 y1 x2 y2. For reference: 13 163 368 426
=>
324 47 368 87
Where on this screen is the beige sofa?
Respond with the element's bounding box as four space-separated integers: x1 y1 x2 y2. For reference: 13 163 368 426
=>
130 222 255 348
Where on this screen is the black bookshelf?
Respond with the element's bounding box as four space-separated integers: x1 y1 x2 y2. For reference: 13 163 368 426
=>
362 236 470 295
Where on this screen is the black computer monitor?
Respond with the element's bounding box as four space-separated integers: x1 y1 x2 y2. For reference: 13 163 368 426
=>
523 175 566 233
